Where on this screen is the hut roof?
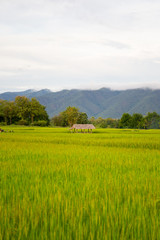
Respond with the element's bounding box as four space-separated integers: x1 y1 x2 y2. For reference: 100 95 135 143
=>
70 124 95 130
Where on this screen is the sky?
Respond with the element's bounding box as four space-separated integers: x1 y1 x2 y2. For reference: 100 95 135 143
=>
0 0 160 92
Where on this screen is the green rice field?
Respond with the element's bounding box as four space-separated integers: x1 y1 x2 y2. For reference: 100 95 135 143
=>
0 126 160 239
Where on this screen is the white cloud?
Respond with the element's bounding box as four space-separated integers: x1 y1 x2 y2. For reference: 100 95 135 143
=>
0 0 160 91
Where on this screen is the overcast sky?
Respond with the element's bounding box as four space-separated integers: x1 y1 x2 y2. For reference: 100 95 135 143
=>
0 0 160 92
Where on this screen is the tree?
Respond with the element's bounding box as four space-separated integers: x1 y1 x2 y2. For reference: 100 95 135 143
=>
6 101 17 125
29 98 49 124
51 115 62 126
36 105 49 125
130 113 144 129
119 113 132 128
89 116 95 124
145 112 160 129
88 117 119 128
15 96 30 122
60 111 69 127
0 96 49 126
64 106 79 127
51 107 89 127
29 98 41 123
0 100 5 123
77 112 88 124
100 118 119 128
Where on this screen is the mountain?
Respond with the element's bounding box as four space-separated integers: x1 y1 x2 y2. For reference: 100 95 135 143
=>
0 89 51 100
0 88 160 118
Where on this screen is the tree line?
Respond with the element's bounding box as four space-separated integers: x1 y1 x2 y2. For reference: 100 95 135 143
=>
0 97 49 126
51 107 160 129
89 112 160 129
119 112 160 129
0 97 160 129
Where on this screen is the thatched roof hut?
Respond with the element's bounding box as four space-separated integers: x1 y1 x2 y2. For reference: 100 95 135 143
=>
70 124 95 133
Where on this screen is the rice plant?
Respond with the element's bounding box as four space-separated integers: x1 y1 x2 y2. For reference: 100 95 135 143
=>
0 127 160 239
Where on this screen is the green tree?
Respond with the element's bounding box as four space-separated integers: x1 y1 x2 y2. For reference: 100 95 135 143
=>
0 97 49 126
6 101 17 125
145 112 160 129
100 118 119 128
51 115 62 126
89 116 96 124
29 98 43 123
15 96 30 122
51 107 89 127
119 113 132 128
36 105 49 125
130 113 144 129
77 112 88 124
65 106 79 127
60 111 68 127
0 100 5 123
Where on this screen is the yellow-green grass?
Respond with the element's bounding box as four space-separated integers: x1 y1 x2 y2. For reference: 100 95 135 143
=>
0 126 160 239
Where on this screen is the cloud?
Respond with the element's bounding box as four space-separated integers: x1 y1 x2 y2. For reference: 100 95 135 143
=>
153 59 160 64
0 0 160 91
102 40 131 49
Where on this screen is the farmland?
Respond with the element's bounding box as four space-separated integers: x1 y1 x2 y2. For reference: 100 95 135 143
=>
0 127 160 239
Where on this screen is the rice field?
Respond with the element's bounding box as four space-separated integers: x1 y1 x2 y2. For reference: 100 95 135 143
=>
0 126 160 240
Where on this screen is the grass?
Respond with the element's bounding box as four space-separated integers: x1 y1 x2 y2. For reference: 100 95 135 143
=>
0 126 160 239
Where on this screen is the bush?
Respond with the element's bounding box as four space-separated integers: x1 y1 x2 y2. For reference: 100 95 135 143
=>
32 120 48 127
17 119 29 126
0 122 7 126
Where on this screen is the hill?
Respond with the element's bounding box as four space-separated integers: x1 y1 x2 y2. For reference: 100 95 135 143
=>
0 88 160 118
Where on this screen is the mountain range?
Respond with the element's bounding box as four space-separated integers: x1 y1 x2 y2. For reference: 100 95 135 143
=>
0 88 160 119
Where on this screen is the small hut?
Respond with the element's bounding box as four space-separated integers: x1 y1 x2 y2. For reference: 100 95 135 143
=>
70 124 95 133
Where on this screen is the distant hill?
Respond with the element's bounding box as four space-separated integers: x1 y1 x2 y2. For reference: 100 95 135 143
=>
0 89 51 100
0 88 160 118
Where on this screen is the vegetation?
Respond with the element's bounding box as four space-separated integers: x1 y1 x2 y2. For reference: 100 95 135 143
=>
0 88 160 118
0 126 160 239
89 116 119 128
88 112 160 129
50 106 160 130
119 112 160 129
1 95 159 130
0 97 49 126
51 106 88 127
